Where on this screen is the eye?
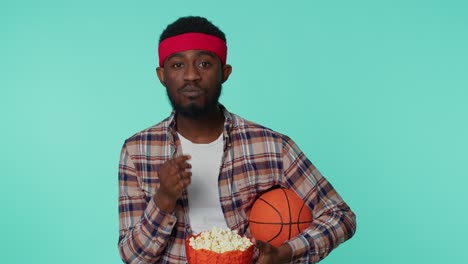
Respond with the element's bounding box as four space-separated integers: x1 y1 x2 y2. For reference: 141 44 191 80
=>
172 62 183 68
199 61 211 68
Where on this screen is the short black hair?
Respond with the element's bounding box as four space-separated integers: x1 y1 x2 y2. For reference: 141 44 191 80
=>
159 16 226 43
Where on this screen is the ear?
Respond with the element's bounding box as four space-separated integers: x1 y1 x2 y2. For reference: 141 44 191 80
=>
221 64 232 84
156 67 165 86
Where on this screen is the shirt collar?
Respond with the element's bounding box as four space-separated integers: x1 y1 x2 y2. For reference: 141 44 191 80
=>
166 104 234 147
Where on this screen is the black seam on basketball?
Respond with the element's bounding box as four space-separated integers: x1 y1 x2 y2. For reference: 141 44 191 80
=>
281 189 293 240
257 197 284 243
298 197 308 233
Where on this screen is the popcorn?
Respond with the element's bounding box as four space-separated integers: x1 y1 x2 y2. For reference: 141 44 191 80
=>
188 227 253 253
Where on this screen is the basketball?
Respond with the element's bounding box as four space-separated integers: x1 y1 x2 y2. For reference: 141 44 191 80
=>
248 188 313 247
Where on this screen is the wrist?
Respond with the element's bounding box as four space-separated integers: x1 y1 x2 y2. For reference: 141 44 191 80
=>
153 192 177 213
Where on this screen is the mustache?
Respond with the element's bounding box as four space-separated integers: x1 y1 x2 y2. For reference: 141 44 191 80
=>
178 84 203 92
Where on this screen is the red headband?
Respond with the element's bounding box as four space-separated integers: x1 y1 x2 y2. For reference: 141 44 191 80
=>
158 32 227 67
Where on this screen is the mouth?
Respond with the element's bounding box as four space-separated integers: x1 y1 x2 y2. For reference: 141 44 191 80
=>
179 86 203 98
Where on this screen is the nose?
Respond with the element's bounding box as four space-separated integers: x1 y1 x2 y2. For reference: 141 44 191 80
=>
183 63 201 82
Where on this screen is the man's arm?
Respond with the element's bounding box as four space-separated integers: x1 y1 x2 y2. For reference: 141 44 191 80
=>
118 143 177 264
281 137 357 263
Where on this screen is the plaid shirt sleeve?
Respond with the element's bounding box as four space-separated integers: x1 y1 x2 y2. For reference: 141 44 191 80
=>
281 136 356 263
118 142 178 264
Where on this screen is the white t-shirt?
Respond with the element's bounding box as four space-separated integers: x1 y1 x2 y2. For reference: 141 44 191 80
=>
177 132 228 233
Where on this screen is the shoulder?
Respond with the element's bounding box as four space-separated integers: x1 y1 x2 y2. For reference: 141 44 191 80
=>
228 112 293 144
123 116 172 145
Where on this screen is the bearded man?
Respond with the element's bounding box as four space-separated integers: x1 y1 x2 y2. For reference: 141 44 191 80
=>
118 16 356 264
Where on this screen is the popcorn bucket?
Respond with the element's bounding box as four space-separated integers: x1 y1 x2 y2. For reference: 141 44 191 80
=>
185 234 254 264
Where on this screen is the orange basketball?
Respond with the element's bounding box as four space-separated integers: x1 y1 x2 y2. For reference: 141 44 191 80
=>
248 188 313 247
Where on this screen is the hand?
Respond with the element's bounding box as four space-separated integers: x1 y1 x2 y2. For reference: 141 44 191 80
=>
154 155 192 212
256 240 292 264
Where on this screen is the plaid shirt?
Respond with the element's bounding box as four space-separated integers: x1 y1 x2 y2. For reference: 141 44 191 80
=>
118 106 356 264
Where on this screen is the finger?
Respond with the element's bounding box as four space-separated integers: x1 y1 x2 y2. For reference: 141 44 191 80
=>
177 180 186 190
173 154 191 164
176 170 191 181
256 240 271 253
178 171 191 188
165 156 188 168
175 158 191 170
182 176 191 187
179 171 192 179
256 240 266 250
177 174 191 188
179 162 192 170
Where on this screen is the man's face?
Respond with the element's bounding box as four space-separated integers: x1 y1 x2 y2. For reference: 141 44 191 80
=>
156 50 232 117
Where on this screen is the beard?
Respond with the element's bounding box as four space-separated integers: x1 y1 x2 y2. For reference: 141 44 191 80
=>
167 84 222 118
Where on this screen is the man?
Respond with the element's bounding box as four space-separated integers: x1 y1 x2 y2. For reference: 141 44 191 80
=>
118 16 356 264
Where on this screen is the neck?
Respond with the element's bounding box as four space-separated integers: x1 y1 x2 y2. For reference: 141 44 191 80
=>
176 105 224 144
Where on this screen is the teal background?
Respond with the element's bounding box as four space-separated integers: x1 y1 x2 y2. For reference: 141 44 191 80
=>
1 0 467 263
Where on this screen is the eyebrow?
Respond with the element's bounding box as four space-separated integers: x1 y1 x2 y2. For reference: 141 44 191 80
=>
166 50 216 62
196 51 216 58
